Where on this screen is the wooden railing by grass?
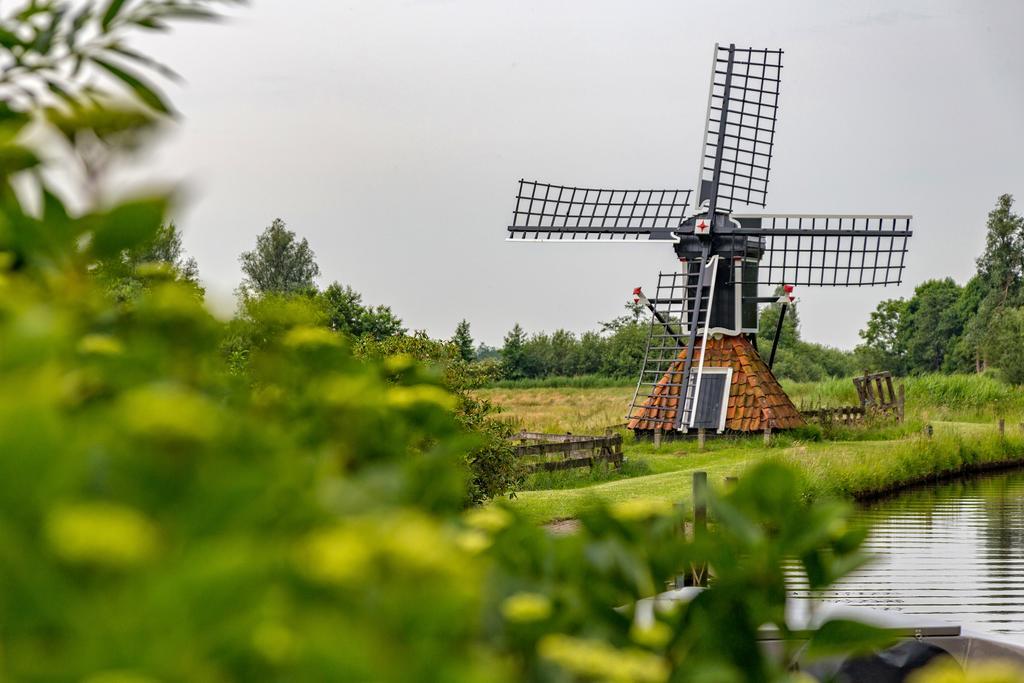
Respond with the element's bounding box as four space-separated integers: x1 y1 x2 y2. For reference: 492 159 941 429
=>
511 431 624 473
800 371 906 425
800 405 868 425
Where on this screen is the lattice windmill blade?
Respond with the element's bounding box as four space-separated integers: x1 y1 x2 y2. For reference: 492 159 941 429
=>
507 180 693 241
731 213 914 286
696 44 783 214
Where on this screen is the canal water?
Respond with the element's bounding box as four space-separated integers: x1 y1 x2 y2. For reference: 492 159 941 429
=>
791 468 1024 641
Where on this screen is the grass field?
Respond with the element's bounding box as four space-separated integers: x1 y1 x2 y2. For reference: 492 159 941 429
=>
481 386 636 434
480 374 1024 524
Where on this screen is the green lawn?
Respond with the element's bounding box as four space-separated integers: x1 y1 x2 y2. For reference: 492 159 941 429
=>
506 421 1024 524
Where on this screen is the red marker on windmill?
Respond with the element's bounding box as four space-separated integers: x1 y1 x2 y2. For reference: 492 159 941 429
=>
779 284 795 304
695 218 710 234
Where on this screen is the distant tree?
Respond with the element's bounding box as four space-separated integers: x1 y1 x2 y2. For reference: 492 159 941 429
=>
987 307 1024 384
239 218 320 295
901 278 964 373
577 331 606 375
320 282 405 340
452 320 475 363
965 195 1024 371
601 300 647 333
976 194 1024 305
857 298 908 374
96 222 202 301
501 323 527 379
945 275 987 373
475 343 501 362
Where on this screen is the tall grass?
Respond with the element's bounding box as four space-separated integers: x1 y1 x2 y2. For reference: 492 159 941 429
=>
785 373 1024 421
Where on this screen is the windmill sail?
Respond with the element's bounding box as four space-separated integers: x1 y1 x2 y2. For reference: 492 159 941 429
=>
731 213 913 286
507 180 692 241
696 44 783 213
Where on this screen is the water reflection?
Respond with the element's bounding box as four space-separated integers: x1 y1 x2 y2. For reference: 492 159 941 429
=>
789 469 1024 639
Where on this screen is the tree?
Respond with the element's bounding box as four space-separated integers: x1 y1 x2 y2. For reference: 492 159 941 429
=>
976 194 1024 306
987 307 1024 384
452 320 475 363
96 222 202 301
320 282 405 340
965 196 1024 371
501 323 528 379
901 278 965 373
239 219 320 295
475 343 501 361
857 298 908 374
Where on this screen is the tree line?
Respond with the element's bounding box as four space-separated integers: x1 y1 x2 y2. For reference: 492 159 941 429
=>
133 195 1023 385
859 195 1024 383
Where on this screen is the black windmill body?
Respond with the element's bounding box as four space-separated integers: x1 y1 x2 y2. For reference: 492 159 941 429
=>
506 44 913 435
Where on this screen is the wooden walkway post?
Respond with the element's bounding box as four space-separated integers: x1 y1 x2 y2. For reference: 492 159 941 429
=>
691 471 708 586
693 471 707 531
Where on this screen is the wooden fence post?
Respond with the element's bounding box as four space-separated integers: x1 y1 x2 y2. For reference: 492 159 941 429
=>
653 428 662 449
999 418 1005 436
692 471 707 532
691 471 708 586
897 383 906 423
697 428 706 450
763 423 772 446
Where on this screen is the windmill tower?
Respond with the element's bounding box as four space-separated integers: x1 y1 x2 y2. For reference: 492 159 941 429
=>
506 44 913 437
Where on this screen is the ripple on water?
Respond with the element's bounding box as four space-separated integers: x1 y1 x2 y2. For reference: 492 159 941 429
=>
788 469 1024 640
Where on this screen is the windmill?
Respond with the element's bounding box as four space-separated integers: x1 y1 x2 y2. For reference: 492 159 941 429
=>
506 44 913 437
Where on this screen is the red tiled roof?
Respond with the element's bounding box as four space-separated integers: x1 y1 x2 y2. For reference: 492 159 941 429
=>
628 335 804 432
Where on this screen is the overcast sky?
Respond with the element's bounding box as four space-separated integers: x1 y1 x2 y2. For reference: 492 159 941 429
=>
140 0 1024 348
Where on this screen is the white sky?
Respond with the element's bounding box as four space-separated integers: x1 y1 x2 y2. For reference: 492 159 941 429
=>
139 0 1024 348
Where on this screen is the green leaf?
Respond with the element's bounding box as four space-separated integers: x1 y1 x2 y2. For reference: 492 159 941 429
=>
804 619 897 660
107 45 181 81
101 0 128 31
0 144 40 175
90 56 173 115
45 81 80 109
0 26 24 49
89 196 169 258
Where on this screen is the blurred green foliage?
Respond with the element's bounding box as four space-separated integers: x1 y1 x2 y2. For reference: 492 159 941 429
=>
0 3 913 681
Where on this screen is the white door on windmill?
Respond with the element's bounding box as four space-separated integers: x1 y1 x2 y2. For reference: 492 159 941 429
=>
691 367 732 432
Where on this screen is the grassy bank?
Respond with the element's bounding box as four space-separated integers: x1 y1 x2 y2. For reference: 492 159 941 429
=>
505 421 1024 524
482 373 1024 524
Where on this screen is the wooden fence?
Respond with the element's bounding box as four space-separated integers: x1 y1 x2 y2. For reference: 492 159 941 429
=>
799 405 867 425
800 372 905 425
511 431 624 473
